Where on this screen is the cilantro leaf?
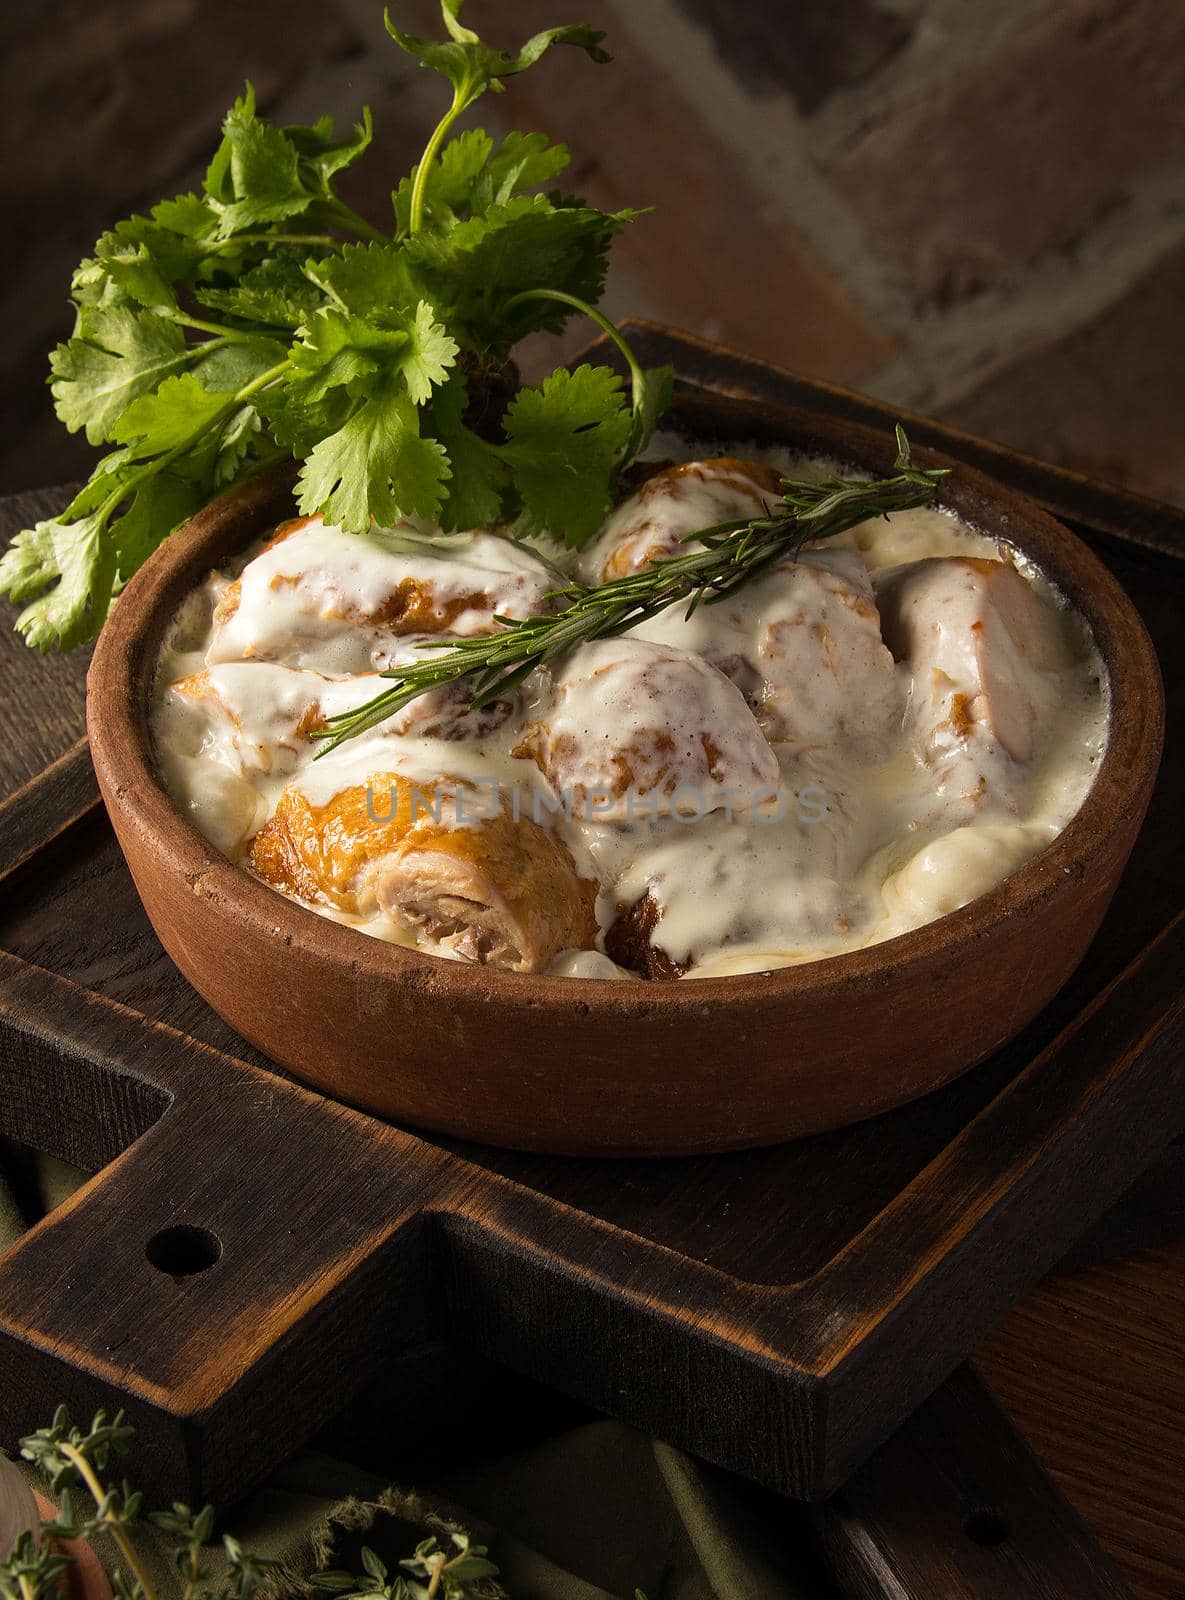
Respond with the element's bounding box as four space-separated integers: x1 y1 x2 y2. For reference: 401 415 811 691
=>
500 363 631 546
50 308 197 444
150 192 220 239
0 509 117 652
88 227 177 311
0 520 63 604
290 311 395 404
204 85 315 237
401 301 459 403
195 256 328 329
629 364 675 459
392 127 494 233
427 126 494 209
296 385 450 530
204 88 376 239
110 471 206 583
392 128 571 232
111 369 277 504
211 407 264 485
98 214 217 305
406 195 629 345
68 258 137 318
253 383 352 457
476 131 571 209
289 301 456 409
111 373 235 455
385 3 608 118
192 337 290 393
70 215 211 315
428 371 508 529
307 241 423 317
0 467 208 649
282 107 374 190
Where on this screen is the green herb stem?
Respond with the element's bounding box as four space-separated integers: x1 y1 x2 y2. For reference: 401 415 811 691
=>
58 1443 158 1600
94 360 291 531
407 77 474 234
322 199 389 244
199 233 339 251
505 287 649 426
161 313 261 343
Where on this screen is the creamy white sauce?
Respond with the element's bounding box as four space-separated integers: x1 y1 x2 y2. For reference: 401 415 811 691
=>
151 442 1109 980
206 522 558 674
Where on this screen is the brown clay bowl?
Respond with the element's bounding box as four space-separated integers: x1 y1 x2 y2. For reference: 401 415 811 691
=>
86 394 1164 1156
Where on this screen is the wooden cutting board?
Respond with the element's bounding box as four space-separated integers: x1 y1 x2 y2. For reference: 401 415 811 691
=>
2 327 1182 1598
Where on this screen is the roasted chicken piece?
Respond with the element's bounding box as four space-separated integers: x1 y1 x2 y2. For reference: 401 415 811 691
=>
362 636 517 740
206 517 557 673
249 773 598 972
162 663 335 778
164 646 513 779
580 457 783 582
876 556 1077 758
748 549 900 748
517 637 780 821
601 785 862 980
635 547 900 751
875 555 1079 806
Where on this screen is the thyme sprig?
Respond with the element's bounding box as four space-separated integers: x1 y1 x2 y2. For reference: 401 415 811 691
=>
312 1533 499 1600
313 425 948 754
4 1410 503 1600
8 1408 276 1600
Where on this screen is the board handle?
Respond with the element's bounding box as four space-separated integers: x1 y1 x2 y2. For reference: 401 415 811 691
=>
0 737 97 882
0 958 457 1508
809 1362 1133 1598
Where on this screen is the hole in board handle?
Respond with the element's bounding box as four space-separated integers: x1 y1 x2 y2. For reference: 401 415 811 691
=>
964 1509 1010 1547
146 1225 223 1278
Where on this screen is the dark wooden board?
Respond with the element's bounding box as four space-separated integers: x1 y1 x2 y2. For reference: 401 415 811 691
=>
0 486 88 804
2 329 1182 1600
811 1363 1135 1599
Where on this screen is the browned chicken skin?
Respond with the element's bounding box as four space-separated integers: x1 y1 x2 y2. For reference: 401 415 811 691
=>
604 891 686 980
516 638 780 821
249 773 598 973
876 555 1078 767
206 518 557 672
585 457 784 581
213 514 494 636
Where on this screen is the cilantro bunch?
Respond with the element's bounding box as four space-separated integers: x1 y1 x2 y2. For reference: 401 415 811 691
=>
0 1 672 651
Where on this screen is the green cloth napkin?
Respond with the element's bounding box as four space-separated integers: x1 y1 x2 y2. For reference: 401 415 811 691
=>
0 1144 826 1600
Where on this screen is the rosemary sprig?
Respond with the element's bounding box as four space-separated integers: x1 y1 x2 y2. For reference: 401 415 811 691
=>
312 425 949 755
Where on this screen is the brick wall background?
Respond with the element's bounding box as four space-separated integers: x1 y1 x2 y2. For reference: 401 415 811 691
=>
4 0 1184 504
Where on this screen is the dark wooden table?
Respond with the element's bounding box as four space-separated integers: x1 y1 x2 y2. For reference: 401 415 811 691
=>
978 1246 1185 1599
2 432 1183 1596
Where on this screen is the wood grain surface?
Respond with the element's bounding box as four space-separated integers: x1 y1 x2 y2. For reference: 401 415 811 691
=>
813 1364 1134 1599
1 333 1182 1594
978 1250 1185 1600
0 483 86 802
